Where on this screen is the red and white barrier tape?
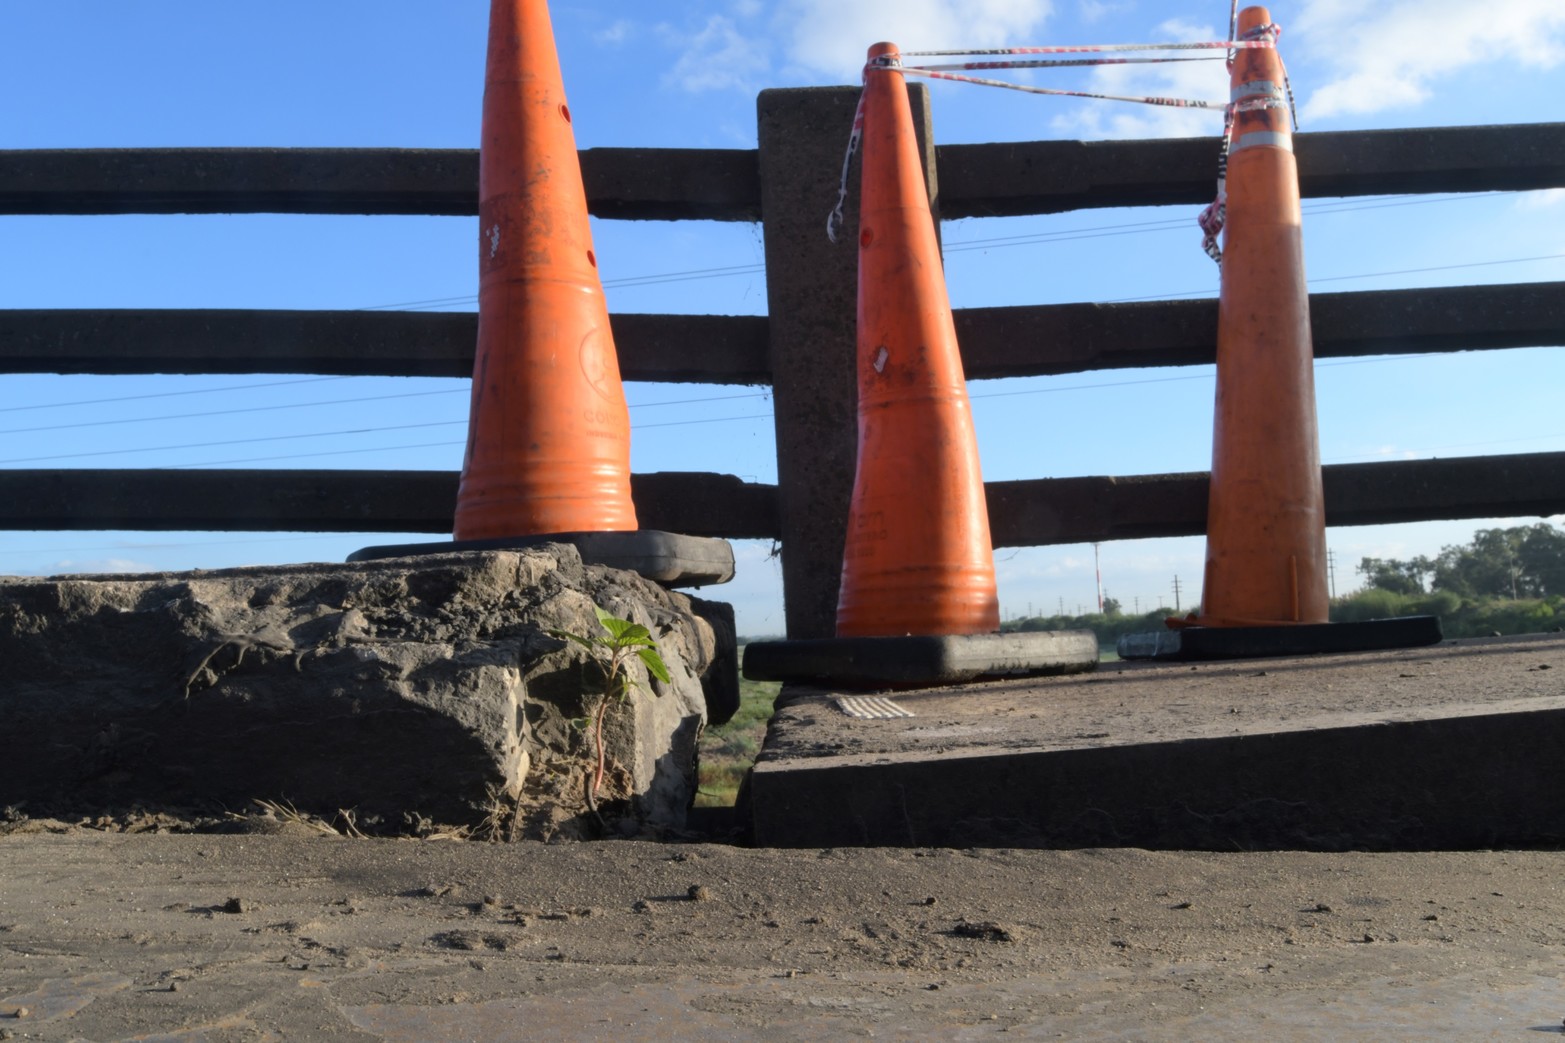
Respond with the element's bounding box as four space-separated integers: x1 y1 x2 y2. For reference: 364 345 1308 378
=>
908 65 1230 108
915 55 1216 71
1199 22 1296 261
893 39 1278 57
826 16 1298 263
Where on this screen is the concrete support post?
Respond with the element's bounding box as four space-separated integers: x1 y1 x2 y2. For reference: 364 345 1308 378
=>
756 83 938 638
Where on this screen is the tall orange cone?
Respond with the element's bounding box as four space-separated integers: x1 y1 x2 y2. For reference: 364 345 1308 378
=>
1188 6 1327 627
454 0 637 540
834 42 1000 638
742 43 1097 685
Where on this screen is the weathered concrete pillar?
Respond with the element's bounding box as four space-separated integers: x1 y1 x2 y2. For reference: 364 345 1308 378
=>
757 83 938 638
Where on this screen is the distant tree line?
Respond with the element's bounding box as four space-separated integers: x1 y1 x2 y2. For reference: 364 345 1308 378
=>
1002 606 1182 647
1340 522 1565 638
1001 522 1565 647
1356 522 1565 599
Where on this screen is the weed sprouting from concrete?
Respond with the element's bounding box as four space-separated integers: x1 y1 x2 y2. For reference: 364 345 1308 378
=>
550 606 670 822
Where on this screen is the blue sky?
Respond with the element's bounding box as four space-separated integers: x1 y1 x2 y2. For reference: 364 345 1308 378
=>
2 1 1563 635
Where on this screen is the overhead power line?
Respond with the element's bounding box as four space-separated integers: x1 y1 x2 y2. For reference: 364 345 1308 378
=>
0 387 467 437
173 410 788 469
0 411 778 467
1106 251 1565 303
175 413 776 468
0 375 351 415
0 353 1458 469
0 191 1540 423
6 241 1557 432
0 420 467 466
1325 430 1565 464
1 194 1554 459
349 190 1524 312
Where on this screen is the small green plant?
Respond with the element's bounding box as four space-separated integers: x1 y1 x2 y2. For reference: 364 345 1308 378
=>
551 606 671 816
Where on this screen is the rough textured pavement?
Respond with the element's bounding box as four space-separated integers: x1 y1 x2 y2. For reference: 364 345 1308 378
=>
2 834 1563 1039
3 634 1563 1038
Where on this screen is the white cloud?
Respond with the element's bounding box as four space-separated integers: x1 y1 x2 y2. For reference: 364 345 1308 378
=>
1291 0 1565 121
1049 18 1229 140
32 558 158 576
1516 188 1565 209
660 14 770 93
1078 0 1131 24
773 0 1054 82
593 19 634 46
1371 444 1420 461
1324 443 1423 464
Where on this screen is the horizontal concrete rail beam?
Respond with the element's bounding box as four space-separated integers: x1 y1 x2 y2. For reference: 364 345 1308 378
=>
0 147 761 221
0 309 772 383
937 122 1565 218
0 470 780 539
3 453 1561 544
956 281 1565 379
4 123 1559 217
5 282 1559 380
986 452 1565 547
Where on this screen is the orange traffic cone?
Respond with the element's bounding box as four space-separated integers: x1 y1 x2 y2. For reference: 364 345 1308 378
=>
834 42 1000 638
453 0 638 540
1185 6 1328 628
352 0 734 593
741 43 1097 685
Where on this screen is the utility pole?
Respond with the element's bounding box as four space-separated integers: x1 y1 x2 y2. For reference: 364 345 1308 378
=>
1093 542 1103 613
1327 549 1337 600
1134 595 1140 614
1058 596 1065 616
1173 575 1182 612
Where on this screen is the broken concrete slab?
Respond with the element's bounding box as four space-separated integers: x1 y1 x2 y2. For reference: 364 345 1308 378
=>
746 633 1565 850
349 530 736 588
0 546 737 838
741 630 1099 688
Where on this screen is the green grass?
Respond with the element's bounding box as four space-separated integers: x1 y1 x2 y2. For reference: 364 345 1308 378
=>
696 675 781 807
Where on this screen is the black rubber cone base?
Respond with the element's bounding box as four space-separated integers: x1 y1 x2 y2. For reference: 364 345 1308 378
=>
348 530 734 587
1116 615 1443 661
743 630 1099 689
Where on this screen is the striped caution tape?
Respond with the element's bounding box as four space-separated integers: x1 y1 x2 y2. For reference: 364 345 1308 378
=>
826 88 869 242
826 30 1289 245
1199 22 1298 263
904 64 1231 108
895 39 1281 58
913 56 1218 72
825 10 1299 262
834 695 915 719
